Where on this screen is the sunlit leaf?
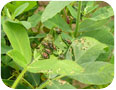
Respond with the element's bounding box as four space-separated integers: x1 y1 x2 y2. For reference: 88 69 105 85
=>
41 1 72 22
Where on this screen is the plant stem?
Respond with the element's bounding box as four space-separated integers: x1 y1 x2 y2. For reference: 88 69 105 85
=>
11 67 28 89
37 75 65 89
8 75 14 80
37 80 50 89
22 78 34 89
74 1 82 37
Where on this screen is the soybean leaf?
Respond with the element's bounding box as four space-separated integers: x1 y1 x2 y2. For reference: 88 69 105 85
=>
96 45 113 62
70 61 114 85
3 21 32 65
7 50 27 68
71 37 108 64
20 21 31 29
80 27 114 45
13 3 29 18
54 35 67 51
110 56 114 64
1 34 12 54
1 55 20 70
24 72 41 87
61 32 72 41
28 12 41 27
84 1 98 15
1 65 12 79
67 5 77 18
66 48 73 60
28 59 83 76
79 19 109 32
3 79 30 89
41 1 72 22
91 6 114 21
5 1 37 13
1 45 12 54
30 33 47 39
15 1 37 12
43 14 71 32
46 80 76 89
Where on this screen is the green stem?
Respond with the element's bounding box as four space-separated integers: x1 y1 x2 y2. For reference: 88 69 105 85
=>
22 78 34 89
11 67 28 89
37 75 65 89
74 1 82 37
8 75 14 80
37 80 50 89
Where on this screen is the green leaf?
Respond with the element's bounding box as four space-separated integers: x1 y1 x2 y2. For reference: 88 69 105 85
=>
71 37 108 64
29 33 47 39
14 1 37 12
70 61 114 85
1 45 12 54
6 1 37 14
80 27 114 45
24 72 41 87
44 14 71 32
61 32 72 40
1 55 20 70
1 66 11 79
66 48 73 60
13 3 29 18
7 50 27 68
20 21 31 29
47 80 76 89
67 5 77 18
28 59 83 76
41 1 72 22
96 45 114 62
28 12 41 27
84 1 98 15
2 79 30 89
3 21 32 65
91 6 114 21
110 56 114 64
79 19 109 32
54 35 67 51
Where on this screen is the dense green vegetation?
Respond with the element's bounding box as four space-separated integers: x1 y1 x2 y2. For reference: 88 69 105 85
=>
1 1 114 89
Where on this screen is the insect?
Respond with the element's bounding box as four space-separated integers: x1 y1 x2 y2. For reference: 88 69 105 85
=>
31 43 37 48
65 39 72 44
45 48 51 54
42 52 49 59
48 42 56 50
42 42 49 48
55 28 62 34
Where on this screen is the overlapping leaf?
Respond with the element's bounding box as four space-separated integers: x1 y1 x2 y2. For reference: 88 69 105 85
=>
3 21 32 65
79 19 109 32
80 27 114 45
67 5 77 18
28 12 41 27
70 61 114 85
47 80 76 89
12 3 29 18
43 14 71 32
41 1 72 22
71 37 108 64
84 1 98 15
28 59 83 75
91 6 114 21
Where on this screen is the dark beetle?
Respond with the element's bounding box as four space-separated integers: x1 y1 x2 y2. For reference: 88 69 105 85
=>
48 42 56 50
